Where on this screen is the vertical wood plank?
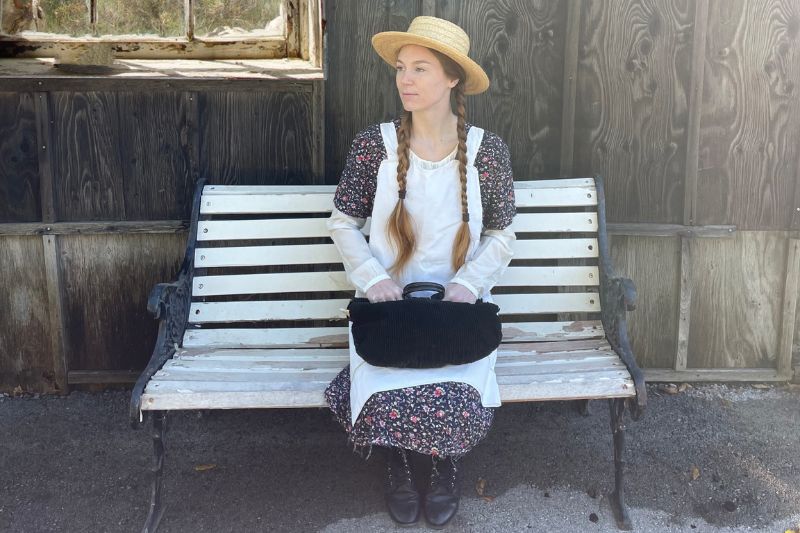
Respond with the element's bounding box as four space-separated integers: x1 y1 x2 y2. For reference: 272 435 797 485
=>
0 237 55 393
778 238 800 376
59 233 185 371
33 91 55 222
42 235 68 392
610 234 680 368
689 231 786 369
50 92 126 221
559 0 582 177
438 1 568 179
573 0 693 223
0 92 40 222
311 80 325 184
198 90 314 185
421 0 435 16
323 0 417 185
675 236 692 370
118 91 195 220
697 0 800 229
683 0 708 226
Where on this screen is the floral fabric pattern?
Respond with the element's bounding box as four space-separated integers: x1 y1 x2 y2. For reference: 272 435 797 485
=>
324 365 495 459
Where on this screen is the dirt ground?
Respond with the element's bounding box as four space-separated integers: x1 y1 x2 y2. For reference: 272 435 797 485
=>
1 383 798 532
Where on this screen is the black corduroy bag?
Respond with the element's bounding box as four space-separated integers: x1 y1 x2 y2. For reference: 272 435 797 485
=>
347 282 502 369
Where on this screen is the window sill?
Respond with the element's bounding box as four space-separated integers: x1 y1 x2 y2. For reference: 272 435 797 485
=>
0 57 324 91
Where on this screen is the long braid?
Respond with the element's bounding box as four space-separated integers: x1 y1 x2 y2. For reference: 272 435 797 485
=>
386 111 416 275
451 81 471 272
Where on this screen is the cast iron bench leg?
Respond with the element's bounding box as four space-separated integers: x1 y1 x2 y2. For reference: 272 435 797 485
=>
142 411 167 533
609 398 632 530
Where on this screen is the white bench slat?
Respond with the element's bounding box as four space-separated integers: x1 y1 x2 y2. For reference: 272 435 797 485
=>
188 299 350 323
196 212 596 241
201 193 335 214
196 244 343 267
141 376 634 410
140 369 633 410
199 186 598 214
174 338 610 361
157 357 623 378
194 238 599 269
191 266 599 296
187 293 600 324
181 320 605 348
183 327 350 348
200 178 594 196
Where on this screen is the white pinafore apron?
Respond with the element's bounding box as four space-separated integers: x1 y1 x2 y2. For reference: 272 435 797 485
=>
348 121 502 425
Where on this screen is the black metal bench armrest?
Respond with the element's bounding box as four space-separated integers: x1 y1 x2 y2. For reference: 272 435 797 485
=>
129 178 206 429
130 275 192 428
601 275 647 419
593 174 647 419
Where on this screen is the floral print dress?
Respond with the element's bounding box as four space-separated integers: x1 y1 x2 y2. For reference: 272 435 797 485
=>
325 118 515 459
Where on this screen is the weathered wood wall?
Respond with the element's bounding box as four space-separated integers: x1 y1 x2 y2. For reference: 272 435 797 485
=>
1 0 799 392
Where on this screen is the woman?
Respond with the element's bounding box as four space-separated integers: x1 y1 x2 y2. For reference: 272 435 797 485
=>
325 16 516 528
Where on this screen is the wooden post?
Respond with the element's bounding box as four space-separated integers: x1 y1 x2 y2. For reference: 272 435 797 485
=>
674 237 692 371
674 0 708 372
778 238 800 378
34 91 69 393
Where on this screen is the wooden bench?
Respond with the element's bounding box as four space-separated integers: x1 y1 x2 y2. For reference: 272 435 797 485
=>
130 175 646 532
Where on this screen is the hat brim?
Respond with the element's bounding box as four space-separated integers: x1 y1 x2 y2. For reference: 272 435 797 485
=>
371 31 490 95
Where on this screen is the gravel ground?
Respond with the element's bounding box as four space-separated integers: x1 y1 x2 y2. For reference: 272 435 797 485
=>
1 383 798 532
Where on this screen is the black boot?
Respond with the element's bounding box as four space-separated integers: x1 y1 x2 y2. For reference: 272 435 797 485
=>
382 447 421 526
424 455 460 529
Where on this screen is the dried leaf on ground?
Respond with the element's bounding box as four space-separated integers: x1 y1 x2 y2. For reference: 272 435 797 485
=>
678 383 691 392
475 477 486 496
690 466 700 480
751 383 771 389
658 383 679 395
12 385 23 397
194 464 217 472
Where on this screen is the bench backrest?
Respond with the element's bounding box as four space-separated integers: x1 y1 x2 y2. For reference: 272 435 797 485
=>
183 178 604 349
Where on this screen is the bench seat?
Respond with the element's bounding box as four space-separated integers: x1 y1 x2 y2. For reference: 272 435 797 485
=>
142 335 635 410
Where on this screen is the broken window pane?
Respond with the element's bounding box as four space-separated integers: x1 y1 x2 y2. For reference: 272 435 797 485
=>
194 0 283 38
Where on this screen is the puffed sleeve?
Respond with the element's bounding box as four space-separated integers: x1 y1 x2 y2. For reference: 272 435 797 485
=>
474 132 516 230
332 124 385 218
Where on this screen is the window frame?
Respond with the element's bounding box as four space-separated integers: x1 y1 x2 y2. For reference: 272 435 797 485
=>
0 0 322 65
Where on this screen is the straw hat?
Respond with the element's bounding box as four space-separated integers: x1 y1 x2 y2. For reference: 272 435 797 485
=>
371 16 490 95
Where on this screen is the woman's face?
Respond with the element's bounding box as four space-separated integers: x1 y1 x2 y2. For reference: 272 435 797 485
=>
395 44 458 113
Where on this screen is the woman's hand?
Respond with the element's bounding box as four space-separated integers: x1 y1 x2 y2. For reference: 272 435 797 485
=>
365 279 403 303
443 283 477 304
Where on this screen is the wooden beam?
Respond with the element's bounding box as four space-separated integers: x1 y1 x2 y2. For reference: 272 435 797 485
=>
42 235 69 393
421 0 436 16
675 236 692 370
645 368 788 382
778 238 800 376
606 223 736 238
0 221 189 236
559 0 581 177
